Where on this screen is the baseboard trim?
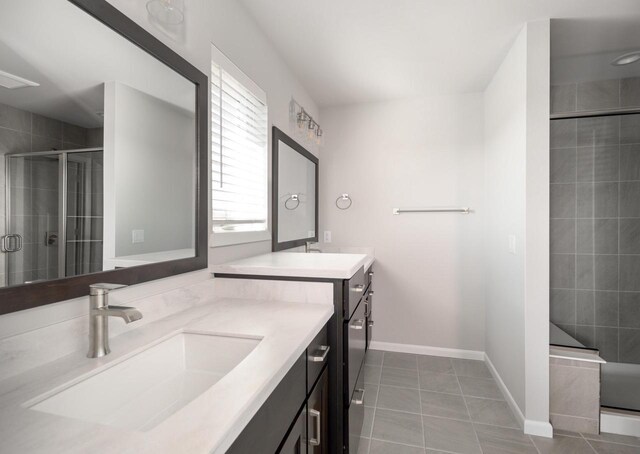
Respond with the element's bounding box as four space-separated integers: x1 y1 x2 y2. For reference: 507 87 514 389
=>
484 353 552 438
369 341 484 361
601 408 640 437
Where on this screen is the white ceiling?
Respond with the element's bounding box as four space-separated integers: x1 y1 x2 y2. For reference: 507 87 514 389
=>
239 0 640 106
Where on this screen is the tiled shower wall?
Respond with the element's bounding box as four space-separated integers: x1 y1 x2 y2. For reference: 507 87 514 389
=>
550 77 640 364
0 102 103 286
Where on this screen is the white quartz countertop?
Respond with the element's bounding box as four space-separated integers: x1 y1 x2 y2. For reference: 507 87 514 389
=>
0 294 333 454
211 252 375 279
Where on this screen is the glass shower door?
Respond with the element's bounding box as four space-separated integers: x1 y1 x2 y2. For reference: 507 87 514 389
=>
5 154 61 286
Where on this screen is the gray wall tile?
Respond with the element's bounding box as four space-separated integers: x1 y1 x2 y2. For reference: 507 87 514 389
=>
551 289 576 324
551 84 577 114
576 183 594 218
594 291 618 327
620 144 640 181
575 325 596 348
593 146 619 182
620 182 640 217
577 79 620 111
621 77 640 108
594 182 618 218
576 290 595 325
576 146 594 182
551 254 575 289
621 114 640 144
620 219 640 254
620 255 640 291
32 114 62 140
578 116 620 147
594 219 618 254
0 104 31 132
62 122 87 146
551 219 575 253
576 255 594 290
550 119 577 148
619 329 640 364
0 127 30 154
594 254 618 291
576 219 593 253
620 293 640 328
551 148 577 183
551 184 576 218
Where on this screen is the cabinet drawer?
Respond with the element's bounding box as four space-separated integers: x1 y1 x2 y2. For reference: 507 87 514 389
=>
343 267 365 319
307 323 329 393
364 265 374 291
347 365 365 454
345 298 366 401
227 352 306 454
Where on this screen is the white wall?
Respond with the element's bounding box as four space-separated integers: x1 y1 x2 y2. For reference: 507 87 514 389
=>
320 95 486 352
103 81 195 260
104 0 321 264
484 21 551 436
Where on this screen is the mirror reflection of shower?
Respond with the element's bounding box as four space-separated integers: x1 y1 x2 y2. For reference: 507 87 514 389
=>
4 146 103 287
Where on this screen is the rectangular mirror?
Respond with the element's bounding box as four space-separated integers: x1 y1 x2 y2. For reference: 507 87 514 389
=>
0 0 208 314
272 127 318 251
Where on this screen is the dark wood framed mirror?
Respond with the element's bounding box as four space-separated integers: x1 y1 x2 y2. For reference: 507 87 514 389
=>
0 0 208 315
272 127 319 251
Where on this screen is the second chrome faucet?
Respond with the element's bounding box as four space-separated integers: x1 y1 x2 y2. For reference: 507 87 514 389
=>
87 283 142 358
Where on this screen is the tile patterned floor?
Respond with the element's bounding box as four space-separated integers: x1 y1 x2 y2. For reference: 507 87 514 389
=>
357 350 640 454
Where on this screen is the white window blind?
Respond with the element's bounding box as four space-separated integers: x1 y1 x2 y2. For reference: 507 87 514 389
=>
211 61 268 234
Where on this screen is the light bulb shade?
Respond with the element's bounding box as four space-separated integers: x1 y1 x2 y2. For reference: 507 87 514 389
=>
147 0 184 25
611 51 640 66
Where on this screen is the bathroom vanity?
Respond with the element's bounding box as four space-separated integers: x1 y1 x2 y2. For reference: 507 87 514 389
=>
212 251 375 453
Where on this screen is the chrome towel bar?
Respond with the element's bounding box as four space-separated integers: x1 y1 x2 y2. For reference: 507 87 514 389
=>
393 207 470 215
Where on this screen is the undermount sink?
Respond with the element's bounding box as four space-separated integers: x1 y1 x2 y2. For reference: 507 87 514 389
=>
28 332 261 431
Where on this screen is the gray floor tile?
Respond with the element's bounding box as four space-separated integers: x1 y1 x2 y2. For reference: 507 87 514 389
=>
587 440 640 454
369 439 425 454
363 406 375 438
418 370 462 394
451 359 492 379
366 350 385 366
458 376 504 400
365 365 383 385
383 352 418 370
581 432 640 447
358 437 370 454
531 434 595 454
372 409 424 447
417 355 454 374
420 391 469 420
474 423 537 454
464 397 519 429
365 383 379 407
381 367 420 389
377 386 421 414
423 415 481 454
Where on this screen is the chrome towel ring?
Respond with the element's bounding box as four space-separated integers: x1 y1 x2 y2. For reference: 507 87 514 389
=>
285 194 300 210
336 194 352 210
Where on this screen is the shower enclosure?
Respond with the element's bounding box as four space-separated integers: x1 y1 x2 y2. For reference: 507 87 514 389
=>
3 148 103 286
550 78 640 416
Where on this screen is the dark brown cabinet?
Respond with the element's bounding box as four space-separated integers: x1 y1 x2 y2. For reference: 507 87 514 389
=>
279 408 307 454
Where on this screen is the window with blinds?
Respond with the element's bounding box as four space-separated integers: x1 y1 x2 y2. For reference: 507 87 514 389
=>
211 61 268 234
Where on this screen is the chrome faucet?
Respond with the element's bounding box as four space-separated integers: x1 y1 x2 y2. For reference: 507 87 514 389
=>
87 283 142 358
305 241 322 253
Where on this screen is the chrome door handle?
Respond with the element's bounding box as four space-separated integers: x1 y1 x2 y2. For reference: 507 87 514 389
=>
352 388 365 405
309 409 321 446
1 234 23 253
351 284 364 293
350 319 365 330
309 345 330 362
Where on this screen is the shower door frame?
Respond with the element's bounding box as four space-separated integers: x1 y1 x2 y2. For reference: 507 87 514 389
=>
4 147 103 284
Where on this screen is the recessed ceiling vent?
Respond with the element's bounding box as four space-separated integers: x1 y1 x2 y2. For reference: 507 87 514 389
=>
0 70 40 89
611 51 640 66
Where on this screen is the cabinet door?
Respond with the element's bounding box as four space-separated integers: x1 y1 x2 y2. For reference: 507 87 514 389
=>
279 406 307 454
307 368 329 454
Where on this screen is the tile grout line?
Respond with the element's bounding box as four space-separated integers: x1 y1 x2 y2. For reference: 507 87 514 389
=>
416 355 427 451
455 367 483 454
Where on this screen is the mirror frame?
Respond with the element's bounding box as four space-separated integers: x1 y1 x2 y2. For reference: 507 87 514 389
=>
272 127 319 252
0 0 208 315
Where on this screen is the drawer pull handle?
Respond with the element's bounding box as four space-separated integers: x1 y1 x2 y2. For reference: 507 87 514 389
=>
368 320 375 327
309 345 330 362
364 301 370 318
351 284 364 293
368 271 374 277
368 289 374 296
350 319 365 330
309 409 321 446
352 388 365 405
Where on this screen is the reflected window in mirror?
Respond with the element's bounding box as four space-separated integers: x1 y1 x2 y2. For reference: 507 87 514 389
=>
210 45 269 247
